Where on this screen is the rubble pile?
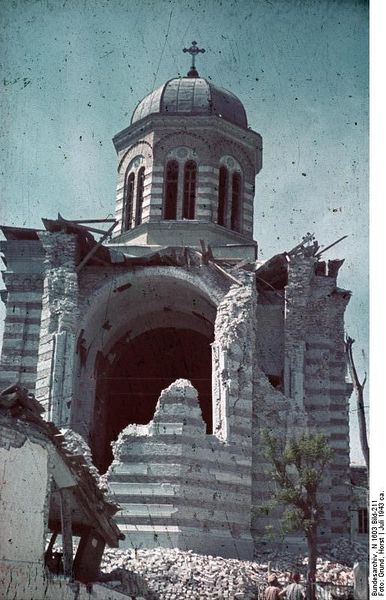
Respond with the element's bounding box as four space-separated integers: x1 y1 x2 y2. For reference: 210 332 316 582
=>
60 428 107 491
101 544 361 599
324 539 368 566
102 547 267 599
263 540 367 584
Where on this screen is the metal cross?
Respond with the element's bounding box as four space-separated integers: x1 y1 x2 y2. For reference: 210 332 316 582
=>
183 41 205 70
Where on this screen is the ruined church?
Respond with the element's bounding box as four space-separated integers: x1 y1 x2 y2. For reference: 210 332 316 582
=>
0 43 352 560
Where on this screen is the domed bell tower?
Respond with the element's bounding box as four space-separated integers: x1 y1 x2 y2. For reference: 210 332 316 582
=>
109 43 263 260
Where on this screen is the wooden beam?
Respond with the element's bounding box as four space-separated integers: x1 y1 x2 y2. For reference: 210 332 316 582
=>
75 221 117 272
315 234 348 257
58 212 116 224
210 260 242 286
44 530 58 564
59 488 73 577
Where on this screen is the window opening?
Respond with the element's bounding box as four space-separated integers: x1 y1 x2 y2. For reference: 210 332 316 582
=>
123 172 135 231
231 172 241 231
358 508 368 534
217 166 228 226
135 167 145 226
183 161 197 219
164 160 179 219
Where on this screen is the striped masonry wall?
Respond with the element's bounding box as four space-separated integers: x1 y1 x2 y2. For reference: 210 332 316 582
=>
0 239 45 394
284 256 351 543
107 379 254 559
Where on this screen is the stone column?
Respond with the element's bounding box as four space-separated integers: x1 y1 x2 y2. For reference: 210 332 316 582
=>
211 273 257 558
212 273 256 446
35 232 79 427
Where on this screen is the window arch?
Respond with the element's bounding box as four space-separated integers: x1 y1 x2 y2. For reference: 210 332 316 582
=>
164 160 179 220
217 166 228 226
183 161 197 220
135 167 145 226
231 172 241 231
123 172 135 231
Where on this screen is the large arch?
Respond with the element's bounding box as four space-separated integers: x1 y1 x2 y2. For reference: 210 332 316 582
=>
93 325 213 472
71 268 224 471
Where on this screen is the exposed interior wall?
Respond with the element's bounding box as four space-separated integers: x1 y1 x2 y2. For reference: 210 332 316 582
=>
212 274 256 444
255 296 284 382
0 428 49 563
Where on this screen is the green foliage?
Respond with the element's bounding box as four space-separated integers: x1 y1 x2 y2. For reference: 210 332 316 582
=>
253 499 277 516
262 430 333 535
281 507 304 532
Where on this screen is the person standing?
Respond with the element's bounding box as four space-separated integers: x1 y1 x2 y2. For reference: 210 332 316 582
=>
264 574 282 600
279 572 306 600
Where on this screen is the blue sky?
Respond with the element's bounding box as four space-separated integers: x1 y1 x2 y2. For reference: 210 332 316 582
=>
0 0 368 463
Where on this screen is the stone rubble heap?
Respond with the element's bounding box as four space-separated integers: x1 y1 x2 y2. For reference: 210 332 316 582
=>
101 542 365 600
60 428 111 492
102 547 265 599
264 539 368 577
324 539 368 566
60 429 100 480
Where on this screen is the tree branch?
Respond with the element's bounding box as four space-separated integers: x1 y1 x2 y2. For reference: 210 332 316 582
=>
345 334 369 471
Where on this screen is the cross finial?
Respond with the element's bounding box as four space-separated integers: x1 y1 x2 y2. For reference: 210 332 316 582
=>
183 41 205 78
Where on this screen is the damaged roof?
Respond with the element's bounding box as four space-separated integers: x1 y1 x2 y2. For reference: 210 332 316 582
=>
0 383 124 547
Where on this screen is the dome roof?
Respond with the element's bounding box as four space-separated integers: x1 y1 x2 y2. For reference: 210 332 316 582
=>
131 77 248 129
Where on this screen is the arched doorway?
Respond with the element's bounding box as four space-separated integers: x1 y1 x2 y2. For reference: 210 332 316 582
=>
71 269 221 473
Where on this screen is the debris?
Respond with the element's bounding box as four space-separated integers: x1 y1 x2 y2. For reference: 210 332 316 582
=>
100 543 365 599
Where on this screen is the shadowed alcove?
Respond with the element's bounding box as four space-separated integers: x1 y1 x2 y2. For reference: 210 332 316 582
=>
92 326 213 472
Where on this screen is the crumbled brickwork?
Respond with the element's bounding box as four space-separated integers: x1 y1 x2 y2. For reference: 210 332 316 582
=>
108 378 254 559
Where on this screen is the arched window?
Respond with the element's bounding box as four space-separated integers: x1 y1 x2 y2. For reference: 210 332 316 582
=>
123 172 135 231
164 160 179 220
217 166 228 226
135 167 145 226
183 161 197 220
231 172 241 231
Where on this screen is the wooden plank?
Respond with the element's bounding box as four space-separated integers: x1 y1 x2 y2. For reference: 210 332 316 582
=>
75 221 117 272
59 488 73 577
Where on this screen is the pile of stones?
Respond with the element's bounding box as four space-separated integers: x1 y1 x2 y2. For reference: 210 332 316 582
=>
60 428 104 488
101 543 365 599
101 547 267 599
324 539 369 566
264 540 368 584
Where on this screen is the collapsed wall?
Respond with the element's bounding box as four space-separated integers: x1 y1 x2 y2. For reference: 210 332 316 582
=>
107 276 257 560
0 225 353 558
251 249 352 547
108 379 253 559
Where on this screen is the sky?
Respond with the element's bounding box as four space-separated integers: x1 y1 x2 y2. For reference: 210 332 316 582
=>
0 0 368 463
